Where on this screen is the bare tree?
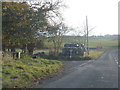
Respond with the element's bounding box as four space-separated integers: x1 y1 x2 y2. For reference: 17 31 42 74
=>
71 17 95 53
47 22 69 56
27 0 66 55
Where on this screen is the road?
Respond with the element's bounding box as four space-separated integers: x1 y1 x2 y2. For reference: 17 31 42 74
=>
36 49 118 88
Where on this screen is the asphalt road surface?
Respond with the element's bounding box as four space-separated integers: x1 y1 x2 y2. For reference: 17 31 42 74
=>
36 49 118 88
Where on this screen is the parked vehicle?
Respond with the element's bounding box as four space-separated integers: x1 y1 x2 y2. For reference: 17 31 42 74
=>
60 43 86 58
32 52 45 58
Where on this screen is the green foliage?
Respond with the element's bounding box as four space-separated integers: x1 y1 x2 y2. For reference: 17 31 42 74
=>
2 2 36 48
2 1 65 55
2 58 62 88
35 39 45 49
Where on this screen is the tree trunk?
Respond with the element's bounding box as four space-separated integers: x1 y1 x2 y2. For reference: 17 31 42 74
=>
27 43 35 56
28 49 33 56
2 47 6 52
11 46 15 52
22 44 27 54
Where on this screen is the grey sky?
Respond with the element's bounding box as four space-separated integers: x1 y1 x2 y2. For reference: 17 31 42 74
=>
2 0 119 36
61 0 119 36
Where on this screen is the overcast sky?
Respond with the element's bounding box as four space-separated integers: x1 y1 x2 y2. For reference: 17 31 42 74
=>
61 0 119 36
3 0 119 36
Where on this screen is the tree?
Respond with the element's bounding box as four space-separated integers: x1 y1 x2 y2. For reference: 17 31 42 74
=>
47 22 68 56
2 0 66 56
2 2 35 53
72 17 95 48
29 0 66 56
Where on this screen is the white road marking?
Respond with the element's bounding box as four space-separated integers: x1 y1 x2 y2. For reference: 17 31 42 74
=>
79 63 87 67
79 60 94 67
112 56 118 65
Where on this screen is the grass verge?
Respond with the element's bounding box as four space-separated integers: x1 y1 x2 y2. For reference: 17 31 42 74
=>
2 58 63 88
84 49 105 60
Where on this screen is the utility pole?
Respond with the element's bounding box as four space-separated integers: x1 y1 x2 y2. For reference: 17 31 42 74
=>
86 16 89 54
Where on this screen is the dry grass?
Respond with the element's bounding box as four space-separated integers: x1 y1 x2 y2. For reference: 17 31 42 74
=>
84 50 105 59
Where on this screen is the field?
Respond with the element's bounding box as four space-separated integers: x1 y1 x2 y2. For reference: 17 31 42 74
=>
38 36 118 52
62 36 118 59
39 36 118 59
15 36 118 55
62 36 118 49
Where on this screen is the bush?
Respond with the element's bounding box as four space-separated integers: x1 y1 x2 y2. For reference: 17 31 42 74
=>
2 52 13 60
20 53 31 59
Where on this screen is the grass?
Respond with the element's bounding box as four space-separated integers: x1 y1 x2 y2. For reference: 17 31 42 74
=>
14 37 118 56
88 38 118 49
84 50 105 59
2 37 118 88
62 36 118 49
62 37 118 60
2 58 63 88
33 38 117 60
35 38 117 60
